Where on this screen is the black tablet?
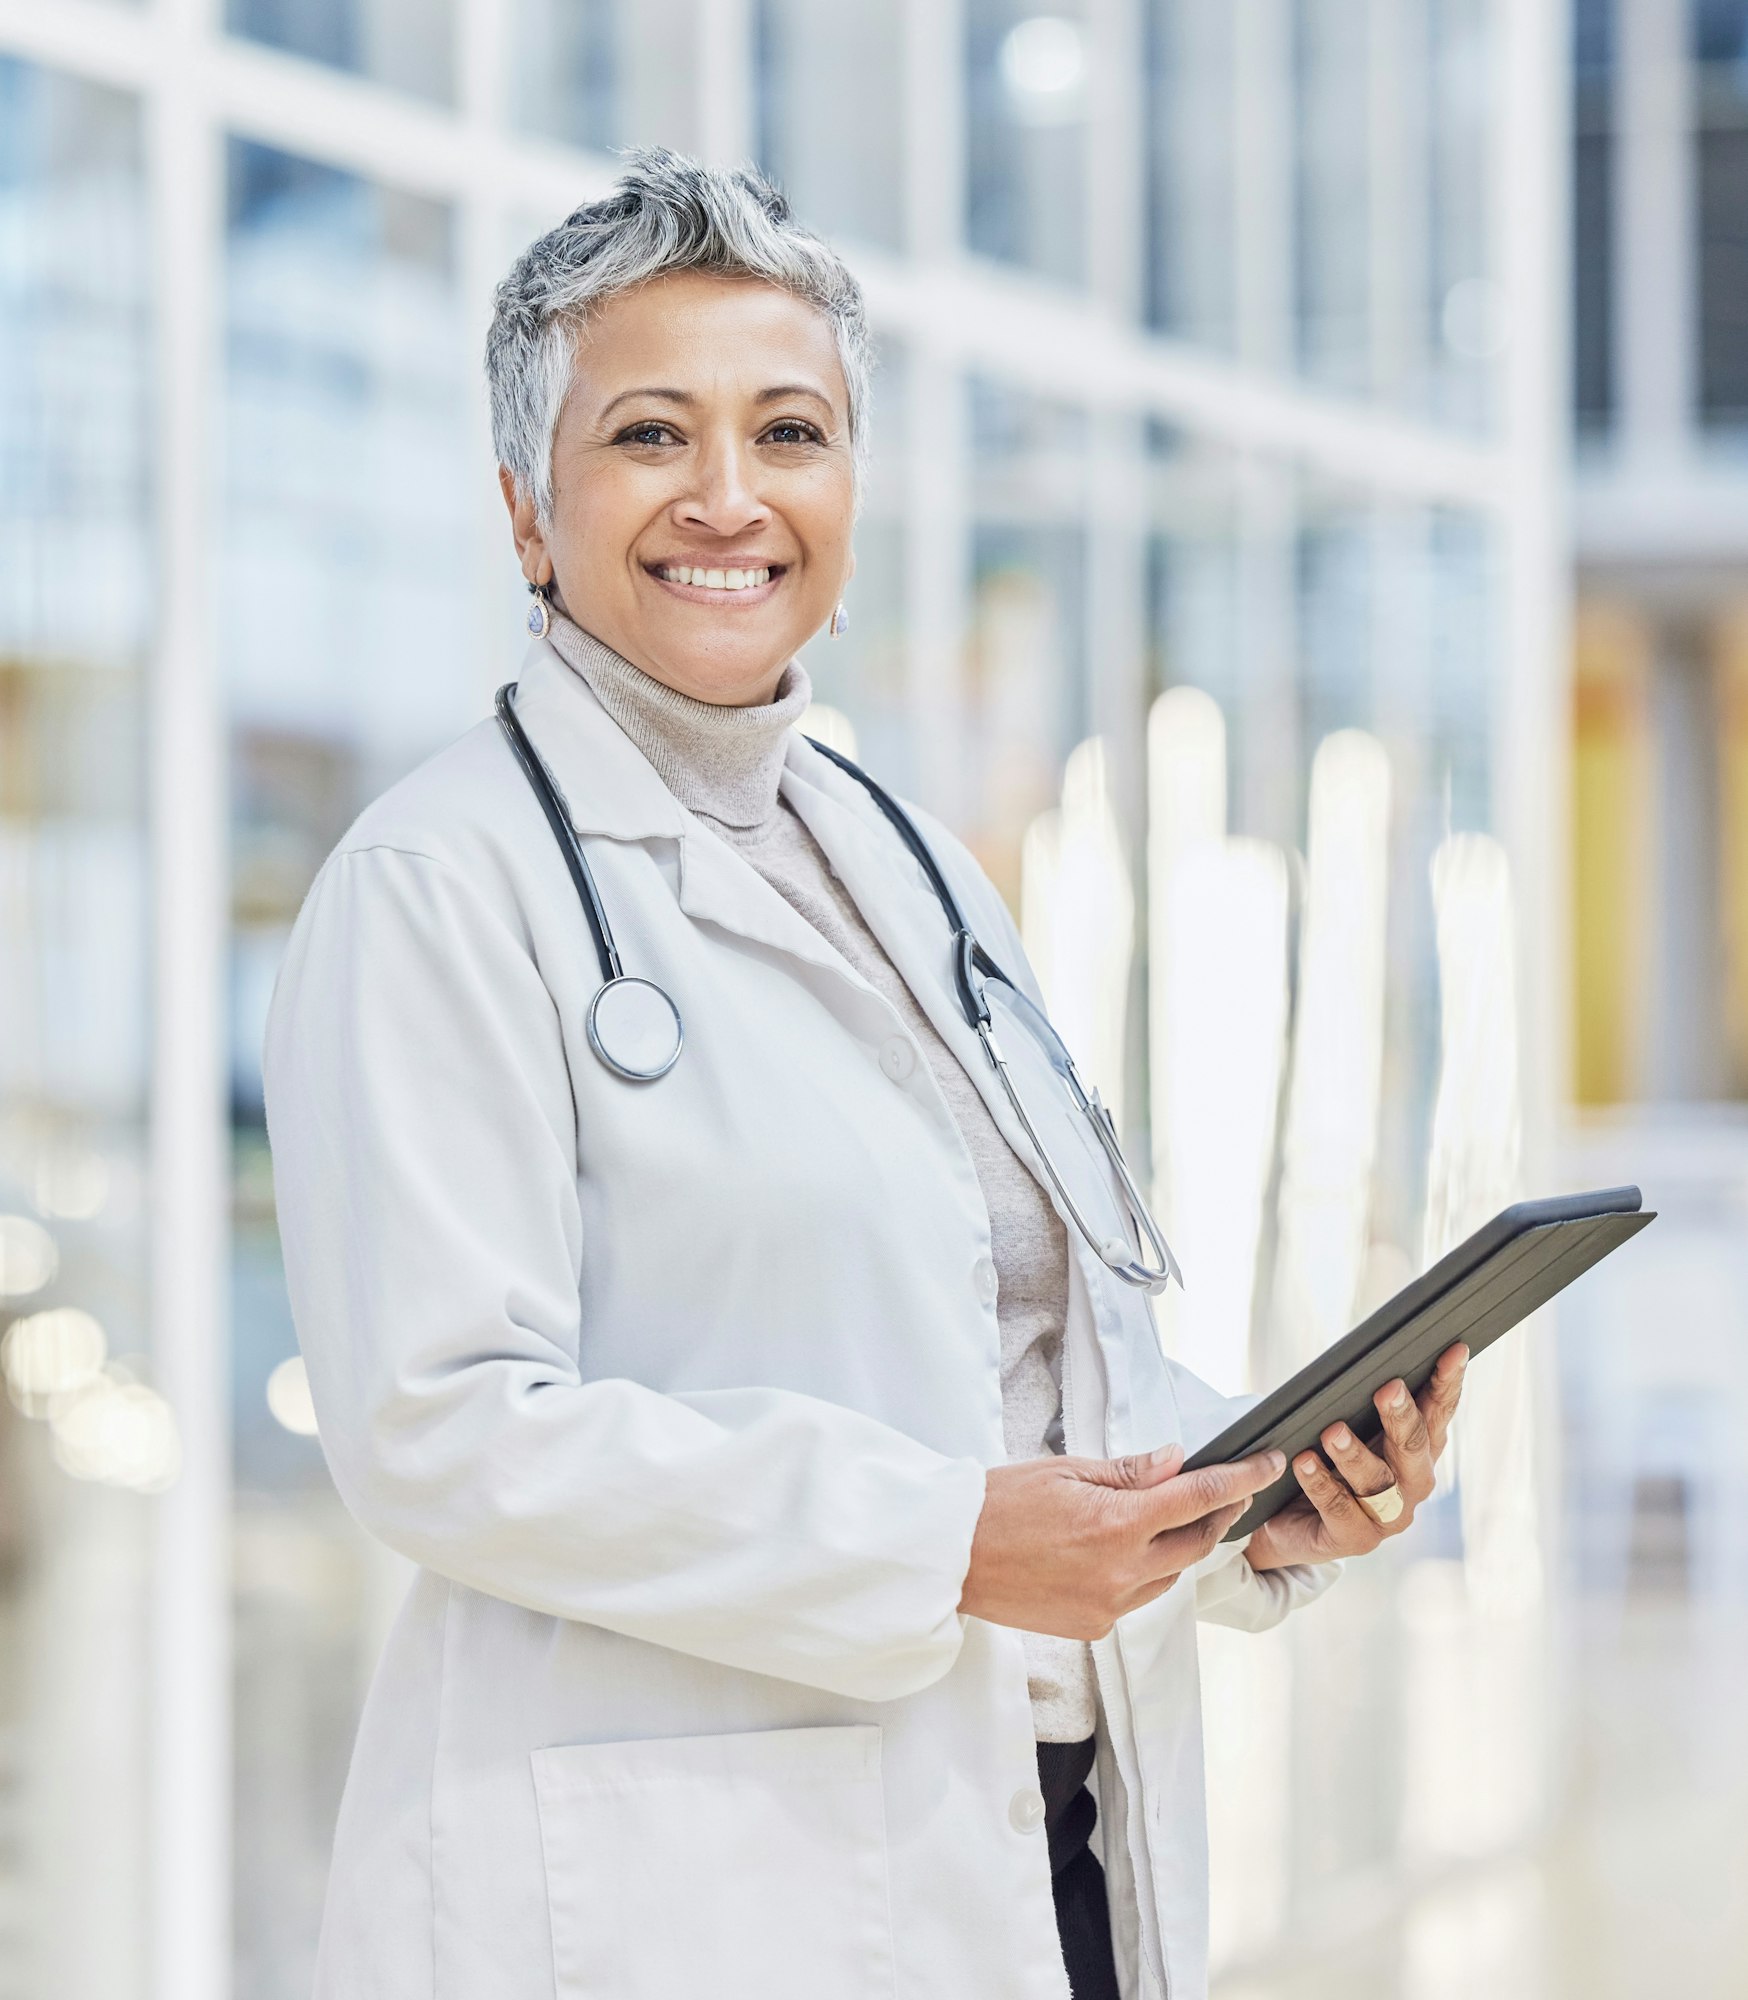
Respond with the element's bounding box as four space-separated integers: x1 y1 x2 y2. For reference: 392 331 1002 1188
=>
1183 1186 1655 1541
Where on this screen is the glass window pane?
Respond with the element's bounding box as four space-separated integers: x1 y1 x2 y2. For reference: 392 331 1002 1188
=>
1147 448 1514 1957
512 0 701 154
1574 0 1616 430
968 377 1090 900
0 57 153 1999
1576 126 1616 430
967 0 1090 287
1147 442 1502 1263
755 0 904 247
1697 136 1748 422
1694 0 1748 64
1695 4 1748 424
1144 1 1237 348
1424 0 1501 431
223 138 475 1998
227 0 456 105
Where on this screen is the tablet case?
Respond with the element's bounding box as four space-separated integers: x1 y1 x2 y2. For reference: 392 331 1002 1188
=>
1182 1186 1655 1541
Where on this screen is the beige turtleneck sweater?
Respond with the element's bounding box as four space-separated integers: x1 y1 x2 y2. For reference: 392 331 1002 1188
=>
546 615 1098 1743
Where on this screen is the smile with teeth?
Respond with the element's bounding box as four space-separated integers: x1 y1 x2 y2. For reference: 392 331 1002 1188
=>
653 563 777 592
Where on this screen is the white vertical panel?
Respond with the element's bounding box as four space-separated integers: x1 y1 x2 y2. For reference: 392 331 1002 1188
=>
1020 739 1134 1124
1496 0 1571 1187
698 0 754 166
902 0 970 820
1616 0 1693 463
1233 458 1299 846
1270 729 1392 1371
1232 0 1293 373
1151 835 1289 1391
1084 0 1146 853
903 357 970 821
1146 683 1226 1202
459 0 517 702
1369 0 1429 404
1087 414 1148 846
147 0 230 1995
1085 0 1142 319
905 0 966 261
1424 835 1540 1612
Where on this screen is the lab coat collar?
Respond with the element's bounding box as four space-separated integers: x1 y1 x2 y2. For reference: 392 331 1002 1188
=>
505 633 690 844
507 634 878 984
506 643 1058 1120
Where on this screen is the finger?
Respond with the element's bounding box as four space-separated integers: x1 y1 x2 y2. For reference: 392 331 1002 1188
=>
1089 1443 1186 1492
1418 1344 1469 1457
1135 1450 1286 1537
1372 1379 1435 1503
1319 1420 1394 1499
1141 1499 1253 1582
1292 1451 1382 1553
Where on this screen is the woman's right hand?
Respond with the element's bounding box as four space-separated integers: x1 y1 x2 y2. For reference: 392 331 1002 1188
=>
957 1445 1287 1639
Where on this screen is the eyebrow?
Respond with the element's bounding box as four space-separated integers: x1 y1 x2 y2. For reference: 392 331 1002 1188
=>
753 383 835 409
596 382 838 421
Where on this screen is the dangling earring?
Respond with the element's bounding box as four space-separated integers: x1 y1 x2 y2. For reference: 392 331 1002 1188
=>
829 600 849 639
525 579 553 639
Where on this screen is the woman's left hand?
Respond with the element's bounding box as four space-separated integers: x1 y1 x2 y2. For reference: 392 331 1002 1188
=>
1242 1342 1469 1571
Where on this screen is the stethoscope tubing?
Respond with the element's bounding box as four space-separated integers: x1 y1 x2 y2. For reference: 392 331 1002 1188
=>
496 683 623 984
494 680 1179 1292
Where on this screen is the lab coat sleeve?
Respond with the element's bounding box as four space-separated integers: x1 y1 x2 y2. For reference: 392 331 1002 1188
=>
1169 1360 1341 1629
1192 1540 1340 1628
262 842 988 1706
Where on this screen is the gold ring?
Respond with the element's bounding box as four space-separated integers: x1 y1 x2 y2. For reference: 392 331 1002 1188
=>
1358 1484 1405 1526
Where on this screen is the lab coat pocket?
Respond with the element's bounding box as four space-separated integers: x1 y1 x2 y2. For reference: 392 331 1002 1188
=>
531 1723 896 2000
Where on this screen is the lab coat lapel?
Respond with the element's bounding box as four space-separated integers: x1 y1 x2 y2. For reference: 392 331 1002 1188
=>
780 745 1053 1185
673 830 866 983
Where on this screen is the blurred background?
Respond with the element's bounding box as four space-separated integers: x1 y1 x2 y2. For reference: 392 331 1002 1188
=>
0 0 1742 1994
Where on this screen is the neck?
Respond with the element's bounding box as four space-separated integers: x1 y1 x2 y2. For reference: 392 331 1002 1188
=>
546 613 812 830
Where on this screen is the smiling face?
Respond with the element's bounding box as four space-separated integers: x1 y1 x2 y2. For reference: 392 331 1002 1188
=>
501 271 857 707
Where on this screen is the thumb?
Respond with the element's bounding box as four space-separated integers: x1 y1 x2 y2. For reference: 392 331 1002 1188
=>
1081 1443 1185 1491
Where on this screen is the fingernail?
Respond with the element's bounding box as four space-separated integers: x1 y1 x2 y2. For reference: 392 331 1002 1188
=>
1330 1424 1352 1448
1149 1444 1180 1467
1265 1450 1286 1477
1297 1454 1318 1477
1389 1383 1411 1410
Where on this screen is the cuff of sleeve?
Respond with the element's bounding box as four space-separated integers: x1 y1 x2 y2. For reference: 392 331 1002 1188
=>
837 1453 988 1702
1193 1540 1342 1631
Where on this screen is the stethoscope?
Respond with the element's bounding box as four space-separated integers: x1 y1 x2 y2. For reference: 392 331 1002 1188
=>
495 682 1181 1295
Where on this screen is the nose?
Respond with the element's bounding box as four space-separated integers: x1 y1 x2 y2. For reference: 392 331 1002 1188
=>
674 431 770 539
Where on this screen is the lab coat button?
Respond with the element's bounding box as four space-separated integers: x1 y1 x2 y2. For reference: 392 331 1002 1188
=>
973 1255 998 1306
879 1036 917 1083
1009 1787 1047 1834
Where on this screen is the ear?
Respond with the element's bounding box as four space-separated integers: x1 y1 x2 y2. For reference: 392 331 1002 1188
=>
499 465 553 588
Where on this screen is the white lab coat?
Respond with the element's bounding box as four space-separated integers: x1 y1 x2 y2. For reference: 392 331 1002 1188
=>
263 632 1335 2000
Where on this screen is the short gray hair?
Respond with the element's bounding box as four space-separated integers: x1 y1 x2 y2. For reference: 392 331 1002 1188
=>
487 148 872 527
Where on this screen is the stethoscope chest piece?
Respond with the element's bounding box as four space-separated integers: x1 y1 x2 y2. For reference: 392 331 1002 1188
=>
587 975 685 1082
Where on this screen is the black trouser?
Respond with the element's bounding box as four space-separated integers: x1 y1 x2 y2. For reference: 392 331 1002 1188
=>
1035 1735 1121 2000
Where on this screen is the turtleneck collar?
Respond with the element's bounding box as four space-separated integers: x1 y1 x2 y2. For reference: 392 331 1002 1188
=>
546 611 812 831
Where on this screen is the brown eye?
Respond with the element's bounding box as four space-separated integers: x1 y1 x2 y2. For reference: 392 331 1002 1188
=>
761 420 824 446
616 422 679 447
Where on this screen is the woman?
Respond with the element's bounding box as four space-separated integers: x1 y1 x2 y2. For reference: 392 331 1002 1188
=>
264 150 1468 2000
